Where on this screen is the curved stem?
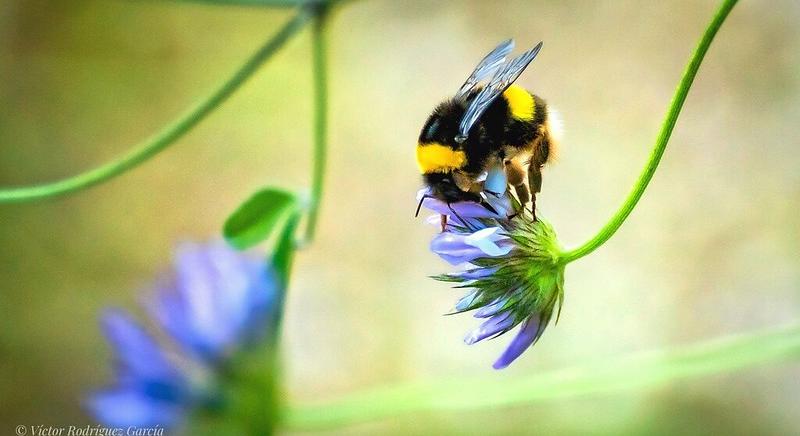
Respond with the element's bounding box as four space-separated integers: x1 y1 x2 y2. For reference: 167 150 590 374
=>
284 323 800 429
0 9 313 204
299 3 331 246
560 0 738 264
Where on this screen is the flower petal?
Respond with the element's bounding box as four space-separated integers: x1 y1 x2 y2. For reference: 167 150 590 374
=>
430 232 486 265
425 214 466 232
101 310 179 381
204 243 277 348
417 188 508 219
148 284 197 357
493 315 546 369
86 388 183 428
464 227 512 257
473 297 507 318
464 312 514 345
454 290 479 311
173 243 230 356
431 229 513 265
452 267 498 280
154 242 279 362
425 214 441 226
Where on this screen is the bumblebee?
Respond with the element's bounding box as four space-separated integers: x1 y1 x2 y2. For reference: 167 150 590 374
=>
415 39 560 221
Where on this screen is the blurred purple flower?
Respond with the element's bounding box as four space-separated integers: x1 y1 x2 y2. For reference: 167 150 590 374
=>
150 242 278 363
86 310 190 427
87 242 279 428
421 167 565 369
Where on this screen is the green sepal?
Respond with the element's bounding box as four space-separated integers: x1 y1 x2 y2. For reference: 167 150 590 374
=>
208 337 283 436
430 274 467 283
271 212 300 288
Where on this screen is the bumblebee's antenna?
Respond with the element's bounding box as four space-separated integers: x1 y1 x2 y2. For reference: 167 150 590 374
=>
415 194 431 217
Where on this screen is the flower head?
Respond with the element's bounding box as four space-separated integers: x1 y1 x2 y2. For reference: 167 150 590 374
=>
87 242 280 428
419 167 565 369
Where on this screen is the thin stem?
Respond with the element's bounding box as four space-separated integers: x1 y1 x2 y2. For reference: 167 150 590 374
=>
300 2 330 246
0 9 313 204
284 323 800 430
560 0 738 263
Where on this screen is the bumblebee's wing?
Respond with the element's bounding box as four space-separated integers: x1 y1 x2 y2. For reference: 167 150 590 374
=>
455 39 515 99
456 41 543 143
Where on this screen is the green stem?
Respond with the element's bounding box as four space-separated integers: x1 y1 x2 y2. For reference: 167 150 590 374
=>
300 2 330 246
560 0 738 263
0 9 313 204
284 323 800 430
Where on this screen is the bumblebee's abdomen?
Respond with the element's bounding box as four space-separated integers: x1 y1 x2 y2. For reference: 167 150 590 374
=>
495 86 544 150
494 86 558 168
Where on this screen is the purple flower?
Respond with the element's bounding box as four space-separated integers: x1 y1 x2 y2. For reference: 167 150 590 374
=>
422 167 566 369
87 242 280 428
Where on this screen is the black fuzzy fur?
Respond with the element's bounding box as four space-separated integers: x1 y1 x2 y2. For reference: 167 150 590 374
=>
419 89 548 203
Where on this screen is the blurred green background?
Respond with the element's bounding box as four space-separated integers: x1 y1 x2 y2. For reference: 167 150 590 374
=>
1 0 799 434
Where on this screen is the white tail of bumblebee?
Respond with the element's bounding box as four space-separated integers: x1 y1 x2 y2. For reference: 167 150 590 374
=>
545 106 563 163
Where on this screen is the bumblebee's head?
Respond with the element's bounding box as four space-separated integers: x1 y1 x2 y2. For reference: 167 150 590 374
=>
423 172 479 204
416 98 488 206
415 172 498 220
415 100 501 219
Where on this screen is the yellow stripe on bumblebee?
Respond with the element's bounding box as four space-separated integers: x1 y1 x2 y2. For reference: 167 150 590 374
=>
416 143 467 174
502 84 535 121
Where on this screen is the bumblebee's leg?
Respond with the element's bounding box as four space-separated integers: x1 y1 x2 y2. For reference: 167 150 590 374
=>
452 171 475 193
468 180 484 194
527 134 552 221
505 159 530 205
528 164 542 220
440 214 448 232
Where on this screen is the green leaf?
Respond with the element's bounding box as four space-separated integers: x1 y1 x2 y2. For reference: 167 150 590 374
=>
224 188 298 250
